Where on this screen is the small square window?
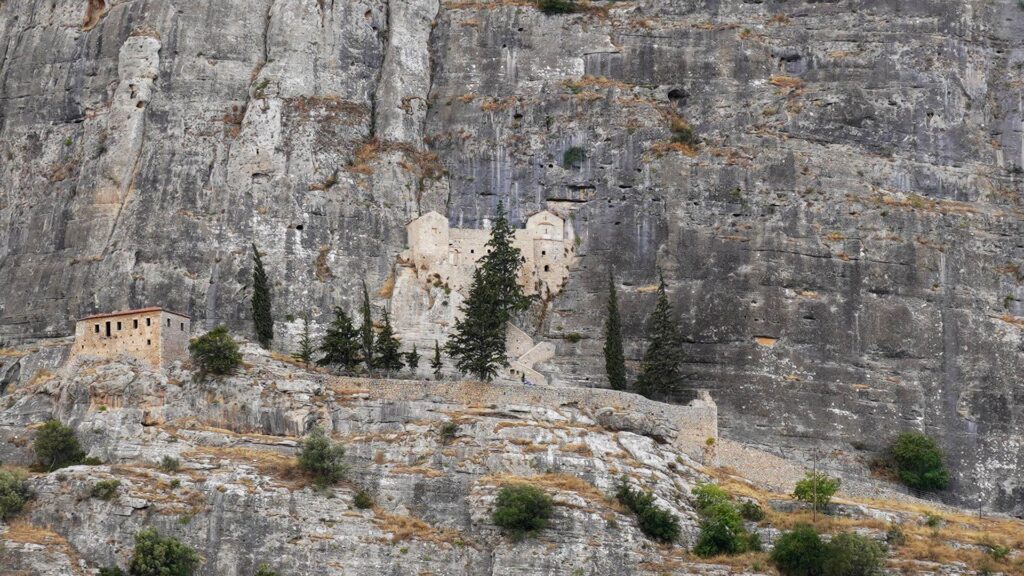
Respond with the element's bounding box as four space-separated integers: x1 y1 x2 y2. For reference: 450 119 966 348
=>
147 339 151 346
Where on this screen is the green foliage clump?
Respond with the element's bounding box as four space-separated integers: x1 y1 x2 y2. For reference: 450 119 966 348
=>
254 564 278 576
360 281 375 371
793 472 840 512
739 500 766 522
771 524 827 576
251 244 274 349
615 478 681 543
431 340 443 378
492 484 554 536
635 274 683 400
691 482 730 512
889 431 949 491
822 532 886 576
372 308 404 374
439 421 459 443
603 270 627 391
772 525 885 576
188 326 242 376
353 490 374 510
885 524 907 547
694 501 751 557
317 306 361 372
293 315 315 367
562 146 586 167
98 567 125 576
160 456 180 473
537 0 580 14
0 467 31 520
405 344 420 372
33 420 86 471
128 527 200 576
446 202 532 381
297 426 347 486
90 479 121 500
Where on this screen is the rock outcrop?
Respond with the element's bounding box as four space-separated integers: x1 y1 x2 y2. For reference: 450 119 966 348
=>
0 0 1022 515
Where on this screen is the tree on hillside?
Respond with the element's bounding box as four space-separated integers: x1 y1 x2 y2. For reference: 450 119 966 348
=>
317 306 361 372
431 340 443 378
293 314 315 368
251 244 274 349
446 201 532 381
604 269 627 391
360 281 375 371
373 308 403 375
635 273 682 400
405 344 421 373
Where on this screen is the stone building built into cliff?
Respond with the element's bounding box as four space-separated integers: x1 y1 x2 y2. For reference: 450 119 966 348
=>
72 307 191 370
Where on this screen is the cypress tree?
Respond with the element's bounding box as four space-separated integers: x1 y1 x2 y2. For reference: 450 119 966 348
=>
635 274 682 400
431 340 443 378
251 244 274 348
405 344 421 373
293 314 314 368
360 280 374 370
317 307 361 371
604 269 627 391
445 201 531 381
373 308 403 375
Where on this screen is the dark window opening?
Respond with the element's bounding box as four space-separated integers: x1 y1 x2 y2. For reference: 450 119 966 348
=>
94 324 99 333
116 321 122 331
146 318 151 326
166 318 170 327
105 321 111 337
544 265 550 272
180 323 184 331
133 319 138 329
147 339 151 346
541 250 546 256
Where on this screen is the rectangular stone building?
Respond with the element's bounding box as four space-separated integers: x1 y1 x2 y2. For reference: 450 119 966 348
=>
72 307 191 370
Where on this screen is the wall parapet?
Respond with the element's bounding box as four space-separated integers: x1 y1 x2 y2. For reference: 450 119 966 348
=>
330 377 717 460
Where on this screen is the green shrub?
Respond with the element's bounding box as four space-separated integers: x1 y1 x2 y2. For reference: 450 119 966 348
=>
924 512 943 528
33 420 86 471
82 456 103 465
0 468 31 520
537 0 579 14
771 524 826 576
188 325 242 376
297 426 347 486
492 484 553 536
160 456 180 473
822 532 886 576
886 524 907 547
889 432 949 491
128 527 200 576
691 482 729 512
739 500 765 522
90 479 121 500
353 490 374 509
562 147 586 168
98 568 125 576
792 472 840 512
254 564 278 576
694 501 749 557
614 478 680 543
439 421 459 444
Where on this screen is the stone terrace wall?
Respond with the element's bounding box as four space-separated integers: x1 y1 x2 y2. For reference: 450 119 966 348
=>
331 377 717 459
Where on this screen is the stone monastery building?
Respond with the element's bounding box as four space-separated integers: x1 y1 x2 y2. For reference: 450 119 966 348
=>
72 307 191 370
404 210 572 297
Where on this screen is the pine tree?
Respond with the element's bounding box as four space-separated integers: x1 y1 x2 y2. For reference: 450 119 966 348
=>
251 244 274 349
405 344 420 373
445 202 533 381
360 280 374 371
604 269 627 391
431 340 443 378
373 308 403 375
635 273 683 400
317 306 361 371
293 314 314 368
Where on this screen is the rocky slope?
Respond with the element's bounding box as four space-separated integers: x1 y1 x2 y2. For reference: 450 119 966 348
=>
0 0 1022 515
1 347 1022 575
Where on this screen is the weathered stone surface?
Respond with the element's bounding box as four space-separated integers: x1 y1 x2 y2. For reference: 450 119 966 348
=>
0 0 1022 516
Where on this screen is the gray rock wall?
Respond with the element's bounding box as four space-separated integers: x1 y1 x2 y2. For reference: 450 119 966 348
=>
0 0 1022 513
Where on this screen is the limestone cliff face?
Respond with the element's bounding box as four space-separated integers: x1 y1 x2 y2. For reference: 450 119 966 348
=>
0 0 1022 515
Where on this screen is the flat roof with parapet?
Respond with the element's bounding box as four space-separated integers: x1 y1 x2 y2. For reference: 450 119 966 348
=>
79 307 192 321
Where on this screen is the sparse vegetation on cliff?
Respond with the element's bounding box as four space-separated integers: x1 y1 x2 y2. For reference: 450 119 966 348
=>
615 477 681 544
887 431 950 492
603 270 627 391
793 472 840 512
492 484 554 536
635 274 683 400
0 467 31 519
297 426 347 487
188 326 241 376
33 420 86 471
128 527 201 576
251 244 274 349
318 306 361 372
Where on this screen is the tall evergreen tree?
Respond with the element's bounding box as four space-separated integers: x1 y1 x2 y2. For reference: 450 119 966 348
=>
360 280 375 370
293 314 315 368
431 340 443 378
446 202 532 381
251 244 274 348
604 269 627 391
373 308 403 375
317 306 361 371
405 344 421 373
635 273 683 400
